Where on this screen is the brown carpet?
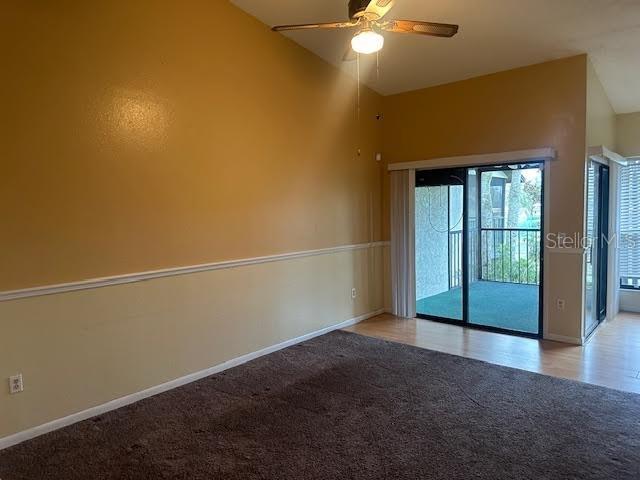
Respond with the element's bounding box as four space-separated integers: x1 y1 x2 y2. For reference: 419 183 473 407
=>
1 331 640 479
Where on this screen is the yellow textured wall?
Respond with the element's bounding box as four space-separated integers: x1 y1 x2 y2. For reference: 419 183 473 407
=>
0 0 384 291
381 56 588 339
617 112 640 157
0 0 386 439
586 59 616 150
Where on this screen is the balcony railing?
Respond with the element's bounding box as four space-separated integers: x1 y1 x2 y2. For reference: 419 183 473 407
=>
448 228 541 288
480 228 541 285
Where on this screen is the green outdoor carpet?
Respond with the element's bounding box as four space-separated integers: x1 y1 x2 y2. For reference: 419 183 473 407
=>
416 281 539 333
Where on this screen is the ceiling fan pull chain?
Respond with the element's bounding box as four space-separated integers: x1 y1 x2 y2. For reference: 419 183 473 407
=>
357 52 361 121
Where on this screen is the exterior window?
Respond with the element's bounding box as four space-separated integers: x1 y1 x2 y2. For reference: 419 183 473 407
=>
619 161 640 289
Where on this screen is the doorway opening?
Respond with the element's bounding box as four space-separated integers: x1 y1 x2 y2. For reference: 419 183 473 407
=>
415 162 544 337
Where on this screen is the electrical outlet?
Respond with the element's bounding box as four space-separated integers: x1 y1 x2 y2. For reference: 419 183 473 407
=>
9 374 23 394
351 288 357 299
556 299 566 311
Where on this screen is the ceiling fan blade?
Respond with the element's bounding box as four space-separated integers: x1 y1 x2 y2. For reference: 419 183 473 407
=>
381 20 459 37
272 21 357 32
365 0 396 20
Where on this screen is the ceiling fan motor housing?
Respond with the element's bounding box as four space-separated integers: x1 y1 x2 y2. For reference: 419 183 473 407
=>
349 0 374 19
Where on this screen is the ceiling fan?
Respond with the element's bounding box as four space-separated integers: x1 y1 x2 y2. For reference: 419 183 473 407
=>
272 0 459 60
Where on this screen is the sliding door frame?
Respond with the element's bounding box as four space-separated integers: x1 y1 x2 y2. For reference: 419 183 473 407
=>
597 164 610 323
415 161 545 339
585 160 611 337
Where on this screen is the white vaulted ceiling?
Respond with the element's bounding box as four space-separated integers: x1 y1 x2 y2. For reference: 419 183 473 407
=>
231 0 640 113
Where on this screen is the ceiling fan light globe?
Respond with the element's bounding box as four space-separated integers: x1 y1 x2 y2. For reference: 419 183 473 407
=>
351 30 384 54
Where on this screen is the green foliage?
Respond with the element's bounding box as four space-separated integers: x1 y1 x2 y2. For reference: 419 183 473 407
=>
483 235 540 284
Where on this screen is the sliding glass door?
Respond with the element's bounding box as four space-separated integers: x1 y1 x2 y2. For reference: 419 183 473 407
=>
585 160 610 336
415 169 465 321
467 164 543 334
415 163 544 337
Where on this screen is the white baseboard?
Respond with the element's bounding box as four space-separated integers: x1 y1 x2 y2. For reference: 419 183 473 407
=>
0 309 383 451
543 333 583 345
